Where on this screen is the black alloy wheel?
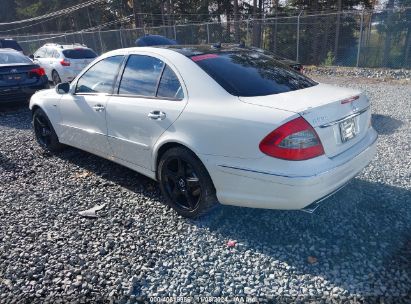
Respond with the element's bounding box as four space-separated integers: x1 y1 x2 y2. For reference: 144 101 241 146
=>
33 108 64 152
52 70 61 86
158 147 218 218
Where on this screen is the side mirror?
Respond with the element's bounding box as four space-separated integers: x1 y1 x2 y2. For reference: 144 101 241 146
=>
29 54 34 60
56 82 70 94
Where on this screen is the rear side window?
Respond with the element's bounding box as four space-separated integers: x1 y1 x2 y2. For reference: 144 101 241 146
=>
76 56 124 94
157 66 184 100
0 52 32 64
191 51 317 97
119 55 164 97
63 49 97 59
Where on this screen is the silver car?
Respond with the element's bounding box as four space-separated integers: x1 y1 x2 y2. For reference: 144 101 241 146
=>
32 43 97 85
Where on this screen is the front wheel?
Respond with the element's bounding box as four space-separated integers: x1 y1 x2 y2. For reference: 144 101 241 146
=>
158 147 218 218
33 108 64 152
52 70 61 86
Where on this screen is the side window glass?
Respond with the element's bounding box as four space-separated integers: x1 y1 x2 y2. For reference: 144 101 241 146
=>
54 50 60 59
35 48 45 58
44 48 52 58
75 56 124 94
119 55 164 97
157 65 184 100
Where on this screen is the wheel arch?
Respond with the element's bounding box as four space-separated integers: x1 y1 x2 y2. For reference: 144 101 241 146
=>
154 140 211 183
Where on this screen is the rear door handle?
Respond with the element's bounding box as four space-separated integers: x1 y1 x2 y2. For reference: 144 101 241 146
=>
93 104 105 112
148 111 166 120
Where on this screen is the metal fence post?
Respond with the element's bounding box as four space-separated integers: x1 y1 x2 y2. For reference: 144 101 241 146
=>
296 11 302 62
246 19 250 44
356 10 364 67
173 25 177 41
206 23 210 44
98 29 104 54
119 28 124 48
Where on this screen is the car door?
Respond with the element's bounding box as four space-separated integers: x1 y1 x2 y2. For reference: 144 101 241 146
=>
106 54 187 169
33 47 47 72
58 55 125 155
41 47 54 78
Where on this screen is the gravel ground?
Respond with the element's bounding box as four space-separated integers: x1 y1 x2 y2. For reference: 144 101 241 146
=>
0 76 410 304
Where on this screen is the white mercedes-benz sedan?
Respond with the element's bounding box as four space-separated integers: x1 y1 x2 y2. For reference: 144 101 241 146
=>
29 45 378 218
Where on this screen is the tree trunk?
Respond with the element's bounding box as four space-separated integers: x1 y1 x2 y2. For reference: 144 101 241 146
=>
334 0 342 61
252 0 260 47
132 0 143 29
270 0 279 52
233 0 240 43
382 0 395 67
405 26 411 68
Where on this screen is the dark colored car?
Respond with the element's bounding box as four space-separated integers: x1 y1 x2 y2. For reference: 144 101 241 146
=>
135 35 178 47
0 49 49 104
0 39 24 53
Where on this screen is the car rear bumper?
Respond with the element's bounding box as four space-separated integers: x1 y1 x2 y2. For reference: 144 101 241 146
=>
209 127 378 210
0 81 49 104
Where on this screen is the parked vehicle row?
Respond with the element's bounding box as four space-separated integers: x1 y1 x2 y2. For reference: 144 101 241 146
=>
29 45 377 218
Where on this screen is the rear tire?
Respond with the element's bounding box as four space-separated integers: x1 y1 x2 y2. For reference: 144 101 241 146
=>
33 108 64 152
158 147 218 218
52 70 61 86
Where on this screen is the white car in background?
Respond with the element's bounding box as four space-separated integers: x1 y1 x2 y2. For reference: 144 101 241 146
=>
31 43 97 85
29 45 378 218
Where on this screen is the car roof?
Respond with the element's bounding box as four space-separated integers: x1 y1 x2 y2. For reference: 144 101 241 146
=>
42 43 90 50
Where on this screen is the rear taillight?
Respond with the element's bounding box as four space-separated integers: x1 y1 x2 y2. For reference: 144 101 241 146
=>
259 117 324 161
29 67 46 77
60 59 70 66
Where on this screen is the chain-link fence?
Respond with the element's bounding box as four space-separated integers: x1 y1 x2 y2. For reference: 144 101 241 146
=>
14 8 411 69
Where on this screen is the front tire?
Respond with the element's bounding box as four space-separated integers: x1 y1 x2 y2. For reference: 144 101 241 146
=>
33 108 64 152
52 70 61 86
158 147 218 218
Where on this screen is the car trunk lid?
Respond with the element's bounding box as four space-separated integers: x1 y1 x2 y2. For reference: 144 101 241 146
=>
0 63 41 87
239 83 372 158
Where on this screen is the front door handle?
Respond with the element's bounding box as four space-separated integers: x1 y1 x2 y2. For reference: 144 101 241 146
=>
93 104 105 112
148 111 166 120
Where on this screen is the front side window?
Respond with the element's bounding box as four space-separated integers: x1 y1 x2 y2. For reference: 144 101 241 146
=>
76 56 124 94
119 55 164 97
157 65 184 100
35 48 46 58
44 48 53 58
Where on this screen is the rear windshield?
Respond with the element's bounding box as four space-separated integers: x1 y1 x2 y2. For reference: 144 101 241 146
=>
0 52 32 65
190 51 317 97
63 48 97 59
0 40 23 52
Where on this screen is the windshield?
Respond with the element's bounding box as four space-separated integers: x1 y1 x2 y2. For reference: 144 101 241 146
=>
190 51 317 97
63 48 97 59
0 52 32 65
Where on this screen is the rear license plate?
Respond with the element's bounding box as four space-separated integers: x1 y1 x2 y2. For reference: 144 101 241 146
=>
339 117 357 143
6 74 23 81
